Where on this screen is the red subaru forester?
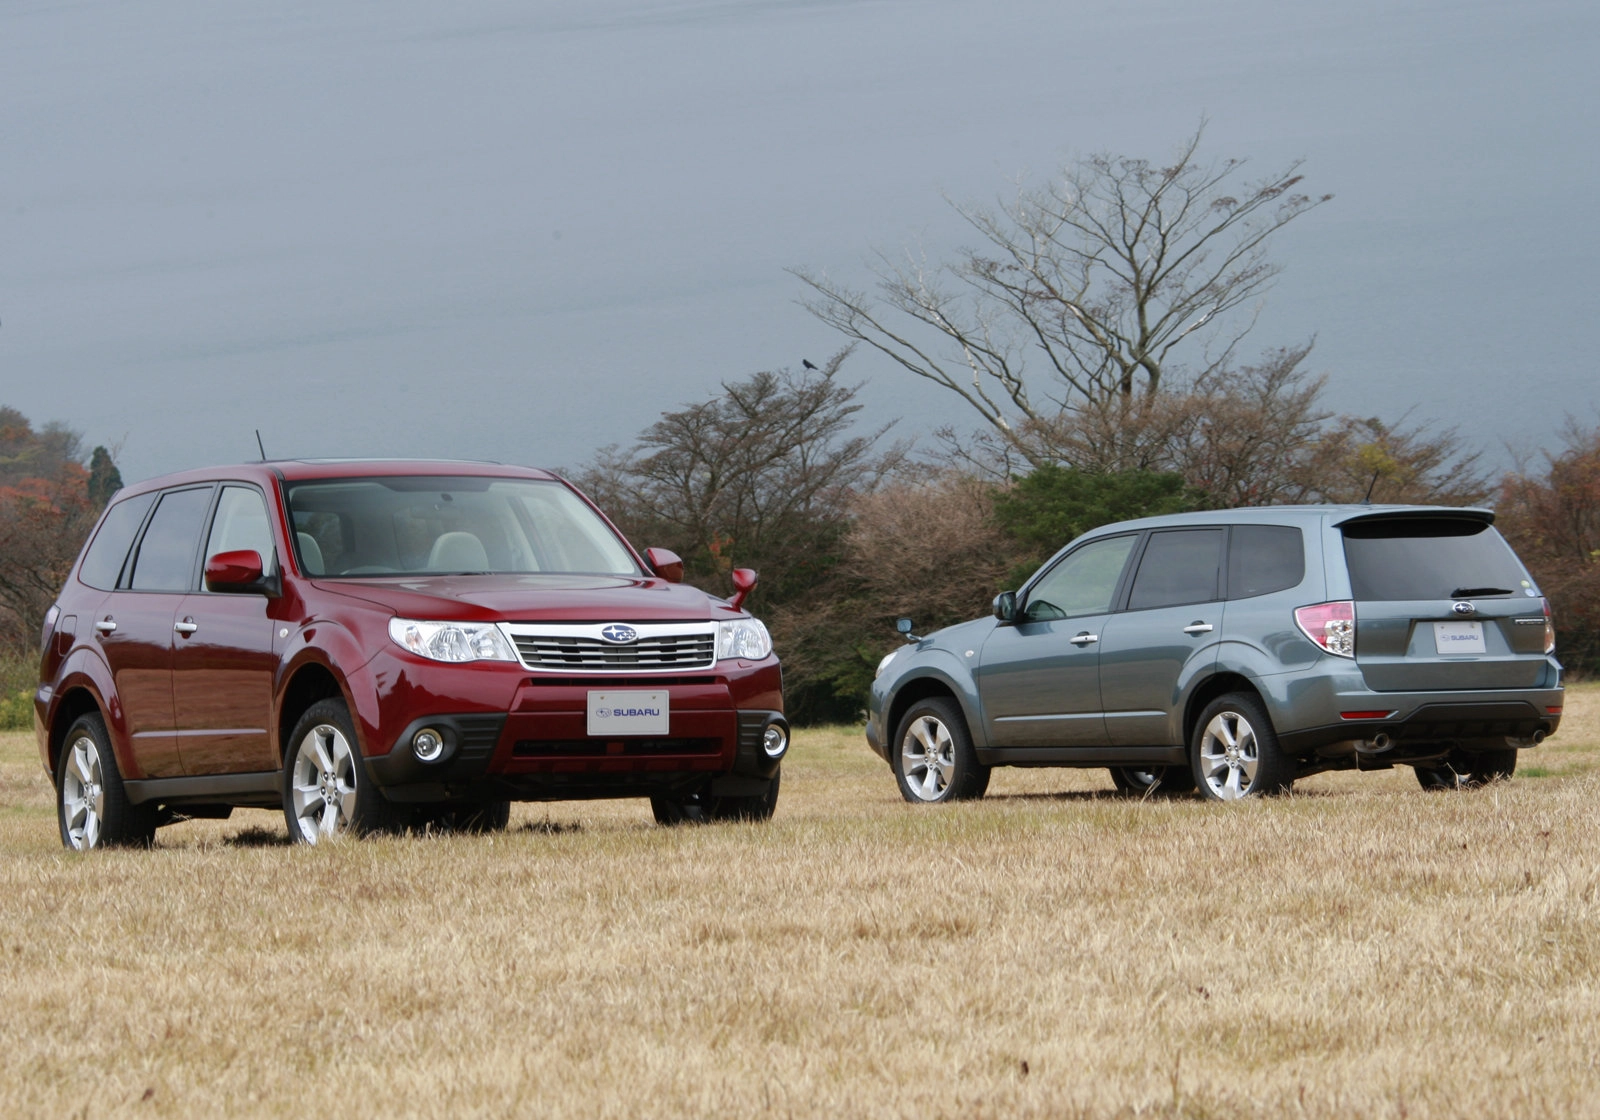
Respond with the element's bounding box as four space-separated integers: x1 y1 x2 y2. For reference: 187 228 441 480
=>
35 460 787 849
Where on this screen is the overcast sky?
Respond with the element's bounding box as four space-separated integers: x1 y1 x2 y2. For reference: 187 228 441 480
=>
3 0 1596 485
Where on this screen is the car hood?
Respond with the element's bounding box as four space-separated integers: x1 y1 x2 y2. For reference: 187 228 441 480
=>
310 573 742 623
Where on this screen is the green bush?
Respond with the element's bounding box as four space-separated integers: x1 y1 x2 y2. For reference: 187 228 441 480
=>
0 689 33 732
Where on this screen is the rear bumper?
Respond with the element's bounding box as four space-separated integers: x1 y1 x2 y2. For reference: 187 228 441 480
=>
1274 685 1563 759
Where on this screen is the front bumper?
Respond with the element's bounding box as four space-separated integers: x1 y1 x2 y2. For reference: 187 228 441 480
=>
357 651 785 803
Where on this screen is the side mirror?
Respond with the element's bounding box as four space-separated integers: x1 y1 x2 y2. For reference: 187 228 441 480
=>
729 568 758 611
993 591 1018 623
644 547 684 583
895 617 922 643
205 550 278 596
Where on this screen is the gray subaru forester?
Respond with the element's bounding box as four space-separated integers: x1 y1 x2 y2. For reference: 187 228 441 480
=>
866 506 1563 801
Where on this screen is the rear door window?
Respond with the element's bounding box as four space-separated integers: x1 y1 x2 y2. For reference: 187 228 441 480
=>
1341 517 1531 601
1227 525 1305 599
128 487 214 592
78 492 157 591
1127 528 1225 610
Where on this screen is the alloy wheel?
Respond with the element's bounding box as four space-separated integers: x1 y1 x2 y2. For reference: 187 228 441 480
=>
61 734 107 850
289 722 358 843
1197 710 1260 800
901 714 956 801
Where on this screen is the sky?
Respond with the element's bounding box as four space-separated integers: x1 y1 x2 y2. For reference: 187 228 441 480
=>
3 0 1597 486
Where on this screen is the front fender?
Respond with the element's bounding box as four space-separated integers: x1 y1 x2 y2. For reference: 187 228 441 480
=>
874 647 986 757
276 618 385 758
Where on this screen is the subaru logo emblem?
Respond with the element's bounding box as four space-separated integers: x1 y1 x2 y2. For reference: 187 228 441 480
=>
599 624 638 644
1451 601 1475 616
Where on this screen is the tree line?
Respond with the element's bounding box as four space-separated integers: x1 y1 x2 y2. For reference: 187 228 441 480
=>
3 128 1596 723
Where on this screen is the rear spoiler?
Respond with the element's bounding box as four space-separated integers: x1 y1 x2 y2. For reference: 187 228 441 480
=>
1330 506 1495 528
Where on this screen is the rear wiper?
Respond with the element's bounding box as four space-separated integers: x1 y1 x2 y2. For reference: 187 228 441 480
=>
1450 586 1513 597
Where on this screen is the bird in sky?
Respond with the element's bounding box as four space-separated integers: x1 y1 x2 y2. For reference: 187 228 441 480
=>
801 358 817 370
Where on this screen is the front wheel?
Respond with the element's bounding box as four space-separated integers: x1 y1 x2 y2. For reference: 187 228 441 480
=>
892 697 990 804
56 712 157 850
283 699 400 843
1191 692 1294 801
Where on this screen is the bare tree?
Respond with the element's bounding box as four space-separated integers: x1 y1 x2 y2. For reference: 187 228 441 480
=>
793 126 1330 463
575 351 905 606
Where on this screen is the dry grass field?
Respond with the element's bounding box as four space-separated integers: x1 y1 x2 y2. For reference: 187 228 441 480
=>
3 688 1599 1119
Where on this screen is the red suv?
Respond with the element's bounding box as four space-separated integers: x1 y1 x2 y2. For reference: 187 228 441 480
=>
35 460 787 849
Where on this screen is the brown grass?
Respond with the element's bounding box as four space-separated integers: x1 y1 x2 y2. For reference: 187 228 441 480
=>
3 688 1599 1118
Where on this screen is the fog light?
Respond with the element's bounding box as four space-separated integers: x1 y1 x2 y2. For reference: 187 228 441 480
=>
412 727 446 763
762 723 789 759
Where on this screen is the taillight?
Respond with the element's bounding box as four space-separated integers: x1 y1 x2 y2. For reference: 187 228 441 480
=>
1543 597 1556 654
1295 601 1355 658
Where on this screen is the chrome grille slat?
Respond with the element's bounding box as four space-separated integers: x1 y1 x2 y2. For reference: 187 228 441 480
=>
513 634 714 669
501 622 719 673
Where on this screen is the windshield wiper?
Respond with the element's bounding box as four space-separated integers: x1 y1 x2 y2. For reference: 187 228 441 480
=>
1450 586 1513 597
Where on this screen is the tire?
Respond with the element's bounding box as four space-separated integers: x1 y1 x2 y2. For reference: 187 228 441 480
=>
1191 692 1294 801
651 768 781 825
1109 765 1197 797
1414 747 1517 791
56 712 157 850
283 698 401 843
891 697 990 804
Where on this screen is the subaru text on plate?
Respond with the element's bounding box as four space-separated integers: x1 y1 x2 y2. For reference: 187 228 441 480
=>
868 505 1562 802
36 460 787 848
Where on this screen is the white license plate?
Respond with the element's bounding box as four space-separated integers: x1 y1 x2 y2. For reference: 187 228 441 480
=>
587 690 669 736
1433 621 1486 655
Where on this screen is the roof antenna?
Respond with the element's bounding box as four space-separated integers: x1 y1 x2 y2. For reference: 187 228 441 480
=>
255 429 268 462
1362 469 1381 505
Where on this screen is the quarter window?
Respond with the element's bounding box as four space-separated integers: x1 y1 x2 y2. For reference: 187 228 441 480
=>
78 492 156 591
1023 535 1137 621
1127 529 1224 610
128 488 213 592
1227 525 1305 599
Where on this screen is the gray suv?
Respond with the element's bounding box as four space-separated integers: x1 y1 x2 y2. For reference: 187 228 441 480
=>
866 506 1563 801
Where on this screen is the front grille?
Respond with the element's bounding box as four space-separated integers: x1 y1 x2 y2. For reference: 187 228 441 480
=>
503 622 718 673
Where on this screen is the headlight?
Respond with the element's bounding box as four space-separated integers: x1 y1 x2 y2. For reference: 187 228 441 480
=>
389 618 515 663
717 618 772 661
875 649 899 679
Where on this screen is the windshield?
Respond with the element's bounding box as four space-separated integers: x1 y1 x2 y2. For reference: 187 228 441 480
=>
1341 517 1533 601
284 477 643 578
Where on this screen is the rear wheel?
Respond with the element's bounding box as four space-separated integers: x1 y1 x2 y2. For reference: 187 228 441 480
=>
283 699 401 843
56 712 157 850
1109 765 1196 797
1192 692 1294 801
1414 748 1517 790
892 697 990 804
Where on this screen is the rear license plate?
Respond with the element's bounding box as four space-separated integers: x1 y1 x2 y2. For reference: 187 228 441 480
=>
1433 621 1486 655
587 690 669 736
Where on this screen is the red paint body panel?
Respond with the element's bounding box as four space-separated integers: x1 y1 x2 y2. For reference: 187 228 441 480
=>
35 460 785 815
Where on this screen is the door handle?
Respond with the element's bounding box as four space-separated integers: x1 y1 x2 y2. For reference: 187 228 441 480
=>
174 619 199 635
1070 632 1099 646
94 619 117 634
1183 622 1214 635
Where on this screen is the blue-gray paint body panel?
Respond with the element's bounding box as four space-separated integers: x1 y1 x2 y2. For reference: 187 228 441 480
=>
866 505 1564 778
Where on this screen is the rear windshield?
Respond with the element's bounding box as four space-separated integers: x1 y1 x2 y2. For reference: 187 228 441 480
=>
284 477 642 578
1341 517 1534 601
